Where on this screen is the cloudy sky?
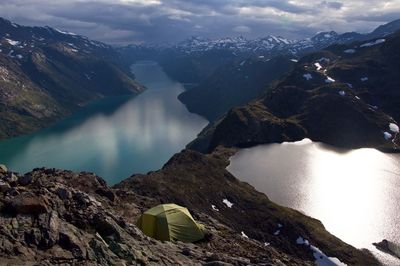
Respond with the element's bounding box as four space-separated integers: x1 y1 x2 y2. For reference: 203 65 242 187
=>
0 0 399 44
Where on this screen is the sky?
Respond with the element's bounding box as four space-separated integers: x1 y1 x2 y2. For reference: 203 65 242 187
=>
0 0 399 45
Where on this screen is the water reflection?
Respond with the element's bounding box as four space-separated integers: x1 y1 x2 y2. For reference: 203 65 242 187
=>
227 140 400 264
0 61 208 184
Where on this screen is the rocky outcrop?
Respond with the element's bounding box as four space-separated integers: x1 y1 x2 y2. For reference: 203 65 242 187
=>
0 152 380 265
116 149 379 265
373 239 400 259
0 167 208 265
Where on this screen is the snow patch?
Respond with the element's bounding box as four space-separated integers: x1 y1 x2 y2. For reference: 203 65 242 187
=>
274 230 280 236
296 237 309 245
325 76 335 83
222 199 233 208
318 57 330 63
384 132 392 140
355 96 361 100
303 73 313 80
314 62 323 71
344 49 356 54
15 54 23 59
240 60 246 66
360 77 368 82
338 91 345 96
311 245 347 266
297 236 347 266
258 55 265 59
211 205 219 211
5 38 20 46
389 123 399 133
345 83 353 88
290 59 298 62
241 231 249 238
360 39 385 48
55 28 77 36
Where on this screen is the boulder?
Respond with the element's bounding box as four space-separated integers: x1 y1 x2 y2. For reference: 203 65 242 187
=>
4 193 48 214
373 239 400 259
0 180 10 192
0 164 7 173
18 174 33 186
56 187 72 200
5 172 18 184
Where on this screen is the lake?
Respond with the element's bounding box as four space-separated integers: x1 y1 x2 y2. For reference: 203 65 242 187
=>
0 61 208 185
227 139 400 265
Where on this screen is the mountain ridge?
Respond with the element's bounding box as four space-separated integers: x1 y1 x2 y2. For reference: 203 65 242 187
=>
0 17 144 139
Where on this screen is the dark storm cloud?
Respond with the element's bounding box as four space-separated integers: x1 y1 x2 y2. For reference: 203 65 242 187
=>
0 0 398 44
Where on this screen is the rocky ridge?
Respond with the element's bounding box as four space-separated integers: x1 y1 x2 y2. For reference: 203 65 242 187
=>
0 150 379 265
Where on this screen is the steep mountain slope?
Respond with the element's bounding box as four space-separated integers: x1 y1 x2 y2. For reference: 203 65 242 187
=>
0 18 144 139
0 151 379 265
189 32 400 152
178 55 296 121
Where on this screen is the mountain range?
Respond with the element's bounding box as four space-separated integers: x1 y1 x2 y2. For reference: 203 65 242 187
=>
125 19 400 56
189 31 400 152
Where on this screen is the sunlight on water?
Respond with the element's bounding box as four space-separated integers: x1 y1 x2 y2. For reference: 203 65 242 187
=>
0 61 208 184
227 140 400 265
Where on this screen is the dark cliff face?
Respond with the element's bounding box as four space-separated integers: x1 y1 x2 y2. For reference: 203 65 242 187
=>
190 32 400 153
178 56 296 121
0 18 144 139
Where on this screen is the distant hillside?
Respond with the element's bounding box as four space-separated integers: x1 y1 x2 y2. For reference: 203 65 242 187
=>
178 55 296 121
189 32 400 152
0 18 144 139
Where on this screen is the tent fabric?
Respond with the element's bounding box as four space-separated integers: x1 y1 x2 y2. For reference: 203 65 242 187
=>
137 203 204 242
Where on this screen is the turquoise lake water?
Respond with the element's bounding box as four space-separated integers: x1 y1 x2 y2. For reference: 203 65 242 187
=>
0 61 208 184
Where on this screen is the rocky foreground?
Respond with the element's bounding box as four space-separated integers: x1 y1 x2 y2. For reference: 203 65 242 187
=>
0 150 379 265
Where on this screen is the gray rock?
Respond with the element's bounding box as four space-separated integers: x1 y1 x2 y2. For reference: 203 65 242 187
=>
18 174 33 186
56 187 72 200
11 217 19 229
5 193 48 214
373 239 400 259
0 180 10 192
5 172 18 184
0 164 7 173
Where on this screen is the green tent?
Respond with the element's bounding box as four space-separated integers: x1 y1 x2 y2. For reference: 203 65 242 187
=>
137 203 204 242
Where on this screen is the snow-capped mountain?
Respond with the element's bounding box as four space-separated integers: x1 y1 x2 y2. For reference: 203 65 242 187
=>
172 35 295 54
171 31 365 55
0 17 114 62
128 19 400 56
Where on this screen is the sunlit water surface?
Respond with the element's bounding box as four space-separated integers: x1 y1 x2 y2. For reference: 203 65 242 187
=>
0 61 207 184
227 139 400 265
